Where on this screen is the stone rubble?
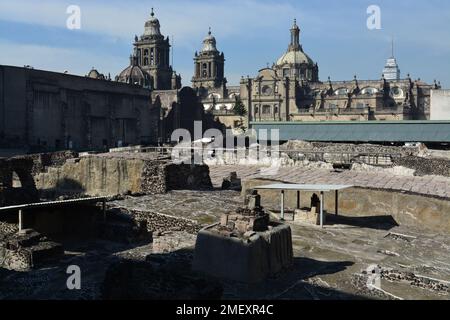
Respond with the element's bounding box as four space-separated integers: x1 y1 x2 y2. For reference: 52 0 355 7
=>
109 206 202 235
0 230 63 271
217 191 270 237
393 156 450 177
101 253 223 300
221 171 242 191
381 269 449 295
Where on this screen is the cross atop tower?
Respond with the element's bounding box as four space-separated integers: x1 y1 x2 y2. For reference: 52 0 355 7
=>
391 36 394 58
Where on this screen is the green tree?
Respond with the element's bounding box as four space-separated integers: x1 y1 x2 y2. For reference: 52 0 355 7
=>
232 96 247 132
233 96 247 117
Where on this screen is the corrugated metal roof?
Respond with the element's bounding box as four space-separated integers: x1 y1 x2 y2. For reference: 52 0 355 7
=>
255 184 353 192
0 197 107 212
250 121 450 142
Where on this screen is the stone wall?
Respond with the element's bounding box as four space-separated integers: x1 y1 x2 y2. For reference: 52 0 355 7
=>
34 153 213 198
13 151 79 175
393 156 450 177
110 207 201 235
242 179 450 234
165 163 213 191
0 231 63 271
0 157 39 206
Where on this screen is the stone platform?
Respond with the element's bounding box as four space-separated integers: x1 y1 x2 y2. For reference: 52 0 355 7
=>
193 193 293 283
0 230 63 271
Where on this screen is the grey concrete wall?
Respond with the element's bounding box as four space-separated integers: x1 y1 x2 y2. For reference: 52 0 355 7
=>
242 179 450 234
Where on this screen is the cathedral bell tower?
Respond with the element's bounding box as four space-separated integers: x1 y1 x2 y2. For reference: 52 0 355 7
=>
132 8 181 90
192 28 226 90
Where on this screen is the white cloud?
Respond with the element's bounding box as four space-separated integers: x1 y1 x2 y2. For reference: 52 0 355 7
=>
0 0 299 49
1 0 449 86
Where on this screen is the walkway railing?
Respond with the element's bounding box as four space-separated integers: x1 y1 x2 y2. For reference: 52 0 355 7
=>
126 146 402 167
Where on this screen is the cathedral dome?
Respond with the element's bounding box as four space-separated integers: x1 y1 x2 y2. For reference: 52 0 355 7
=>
144 8 162 37
117 55 153 89
201 29 218 52
276 50 314 66
86 68 105 80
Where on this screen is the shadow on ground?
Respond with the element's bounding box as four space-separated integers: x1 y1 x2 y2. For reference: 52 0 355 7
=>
326 214 399 231
221 255 362 300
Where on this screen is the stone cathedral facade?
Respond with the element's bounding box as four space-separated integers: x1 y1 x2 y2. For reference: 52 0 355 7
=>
196 19 440 129
0 9 443 153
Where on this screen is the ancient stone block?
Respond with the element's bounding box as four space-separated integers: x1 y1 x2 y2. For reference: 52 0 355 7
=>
247 194 261 210
294 207 326 226
193 222 293 283
0 230 63 271
221 171 242 191
235 220 250 234
220 214 229 227
101 257 223 300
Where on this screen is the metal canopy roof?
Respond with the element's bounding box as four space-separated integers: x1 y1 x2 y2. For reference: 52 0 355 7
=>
0 196 107 212
255 184 354 192
250 121 450 143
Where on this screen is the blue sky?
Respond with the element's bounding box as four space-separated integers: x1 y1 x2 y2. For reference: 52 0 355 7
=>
0 0 449 87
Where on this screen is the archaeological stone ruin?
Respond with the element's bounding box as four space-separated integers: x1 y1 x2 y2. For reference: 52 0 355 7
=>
0 142 449 300
193 191 293 283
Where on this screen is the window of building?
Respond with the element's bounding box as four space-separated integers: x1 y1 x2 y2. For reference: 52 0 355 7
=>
300 69 306 79
262 105 271 114
202 63 208 77
262 85 273 95
150 48 154 65
283 69 289 77
55 139 61 150
362 87 378 96
390 87 403 98
356 103 365 109
335 88 348 96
